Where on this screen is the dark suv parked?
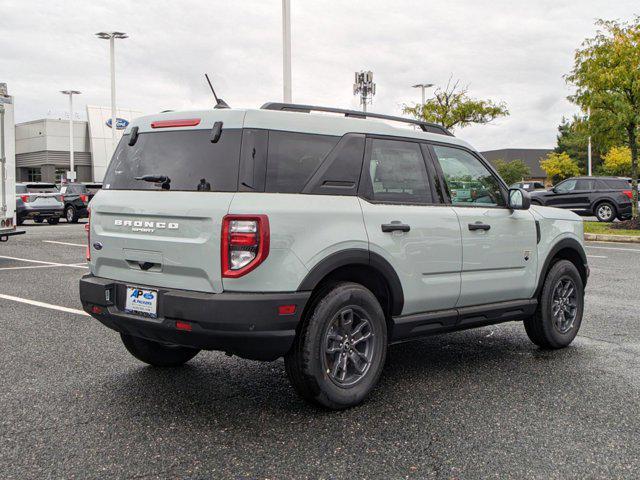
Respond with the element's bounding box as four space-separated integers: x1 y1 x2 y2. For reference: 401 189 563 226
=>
57 182 101 223
530 176 633 222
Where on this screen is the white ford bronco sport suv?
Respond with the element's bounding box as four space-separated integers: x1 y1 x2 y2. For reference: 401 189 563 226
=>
80 103 588 409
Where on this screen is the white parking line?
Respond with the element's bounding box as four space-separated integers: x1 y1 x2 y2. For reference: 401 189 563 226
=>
43 240 85 247
585 245 640 253
0 255 88 269
587 255 607 259
0 293 89 316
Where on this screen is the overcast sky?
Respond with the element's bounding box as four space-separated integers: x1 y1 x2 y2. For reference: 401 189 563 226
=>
2 1 636 151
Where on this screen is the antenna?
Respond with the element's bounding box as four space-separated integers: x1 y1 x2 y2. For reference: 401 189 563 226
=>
205 73 230 109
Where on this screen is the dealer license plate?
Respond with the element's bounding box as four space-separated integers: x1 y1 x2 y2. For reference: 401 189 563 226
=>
125 287 158 318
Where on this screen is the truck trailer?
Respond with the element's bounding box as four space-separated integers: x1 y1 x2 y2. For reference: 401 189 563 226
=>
0 83 23 242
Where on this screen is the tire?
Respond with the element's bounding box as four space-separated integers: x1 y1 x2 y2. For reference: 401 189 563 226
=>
47 217 60 225
594 201 616 222
65 205 78 223
34 217 44 224
120 333 200 367
524 259 584 349
284 282 388 409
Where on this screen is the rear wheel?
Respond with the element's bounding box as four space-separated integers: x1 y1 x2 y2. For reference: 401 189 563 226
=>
65 205 78 223
524 260 584 349
285 282 387 409
594 201 616 222
47 217 60 225
120 333 200 367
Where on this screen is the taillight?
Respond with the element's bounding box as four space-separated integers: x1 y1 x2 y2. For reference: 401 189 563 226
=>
623 190 633 199
20 195 28 203
58 195 64 202
85 208 91 261
221 215 269 278
80 194 88 203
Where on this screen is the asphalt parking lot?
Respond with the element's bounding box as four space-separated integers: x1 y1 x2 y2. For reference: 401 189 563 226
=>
2 223 640 479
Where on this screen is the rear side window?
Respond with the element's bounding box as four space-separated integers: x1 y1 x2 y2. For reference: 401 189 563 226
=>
366 139 432 203
600 179 630 189
265 131 339 193
103 129 242 191
575 179 593 190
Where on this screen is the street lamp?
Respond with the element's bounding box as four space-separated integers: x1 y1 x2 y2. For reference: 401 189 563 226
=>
95 31 128 151
587 107 592 176
412 83 434 105
282 0 292 103
60 90 81 182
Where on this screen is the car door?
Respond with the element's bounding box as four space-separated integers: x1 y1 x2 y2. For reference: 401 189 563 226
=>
429 144 538 307
572 179 594 210
546 179 577 208
358 137 462 315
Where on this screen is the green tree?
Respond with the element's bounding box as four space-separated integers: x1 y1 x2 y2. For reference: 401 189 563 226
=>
494 159 531 185
540 152 581 184
403 78 509 132
566 17 640 218
602 146 632 176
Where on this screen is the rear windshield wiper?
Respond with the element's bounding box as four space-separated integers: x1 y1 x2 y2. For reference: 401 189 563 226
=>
135 174 171 190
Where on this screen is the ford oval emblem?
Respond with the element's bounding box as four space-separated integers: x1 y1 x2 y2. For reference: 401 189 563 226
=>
93 242 103 250
105 118 129 130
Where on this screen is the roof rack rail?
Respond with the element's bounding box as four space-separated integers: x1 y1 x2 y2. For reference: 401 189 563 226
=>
260 102 454 136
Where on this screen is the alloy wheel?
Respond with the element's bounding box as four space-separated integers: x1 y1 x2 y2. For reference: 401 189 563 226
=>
551 277 578 334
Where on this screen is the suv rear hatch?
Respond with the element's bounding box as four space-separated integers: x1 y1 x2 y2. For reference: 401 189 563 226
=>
90 113 244 294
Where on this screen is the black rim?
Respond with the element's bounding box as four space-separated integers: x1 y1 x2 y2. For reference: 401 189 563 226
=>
323 306 375 387
552 277 578 334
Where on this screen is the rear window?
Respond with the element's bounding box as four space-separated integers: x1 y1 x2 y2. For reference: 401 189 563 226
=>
26 184 57 193
103 129 242 191
265 131 339 193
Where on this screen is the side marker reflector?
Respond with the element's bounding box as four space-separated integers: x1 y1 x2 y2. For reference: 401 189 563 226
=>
278 305 296 316
176 320 192 332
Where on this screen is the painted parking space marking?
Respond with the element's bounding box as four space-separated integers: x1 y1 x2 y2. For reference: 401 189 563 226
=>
0 293 89 316
0 254 88 269
587 255 607 259
585 245 640 253
43 240 85 247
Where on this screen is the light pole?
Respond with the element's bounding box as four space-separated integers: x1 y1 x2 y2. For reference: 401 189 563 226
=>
587 107 592 176
353 71 376 113
412 83 434 105
60 90 81 182
282 0 292 103
95 31 128 151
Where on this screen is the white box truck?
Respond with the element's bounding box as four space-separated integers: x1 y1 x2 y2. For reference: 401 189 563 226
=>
0 83 23 242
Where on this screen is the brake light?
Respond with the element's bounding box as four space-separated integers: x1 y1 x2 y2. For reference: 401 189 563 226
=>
85 208 91 261
221 215 270 278
80 194 88 203
151 118 201 129
57 195 64 202
623 190 633 199
20 195 28 203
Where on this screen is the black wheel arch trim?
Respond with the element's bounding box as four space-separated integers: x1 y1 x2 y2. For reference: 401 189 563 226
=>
534 237 588 299
297 249 404 316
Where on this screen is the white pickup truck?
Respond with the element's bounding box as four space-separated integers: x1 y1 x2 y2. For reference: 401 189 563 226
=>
0 83 23 242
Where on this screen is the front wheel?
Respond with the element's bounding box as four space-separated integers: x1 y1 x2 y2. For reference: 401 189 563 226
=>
594 201 616 222
120 333 200 367
524 260 584 349
285 282 387 409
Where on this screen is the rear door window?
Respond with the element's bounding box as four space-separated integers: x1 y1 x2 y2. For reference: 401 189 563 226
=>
103 129 242 191
265 131 339 193
575 179 593 190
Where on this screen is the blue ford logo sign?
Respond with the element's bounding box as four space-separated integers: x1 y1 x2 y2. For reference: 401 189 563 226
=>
106 117 129 130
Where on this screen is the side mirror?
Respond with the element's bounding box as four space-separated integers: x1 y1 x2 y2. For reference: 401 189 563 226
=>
508 188 531 210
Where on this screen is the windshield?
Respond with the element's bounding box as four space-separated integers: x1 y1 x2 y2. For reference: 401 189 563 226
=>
103 129 242 191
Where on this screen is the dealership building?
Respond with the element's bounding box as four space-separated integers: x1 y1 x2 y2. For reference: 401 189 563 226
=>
15 106 142 183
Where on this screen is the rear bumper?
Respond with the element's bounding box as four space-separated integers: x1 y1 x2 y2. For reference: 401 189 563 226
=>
79 274 311 361
18 206 63 219
617 202 632 219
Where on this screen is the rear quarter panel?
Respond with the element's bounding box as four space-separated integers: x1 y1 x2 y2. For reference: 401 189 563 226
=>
224 193 368 292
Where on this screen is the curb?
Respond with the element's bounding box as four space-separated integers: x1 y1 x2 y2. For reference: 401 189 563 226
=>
584 233 640 244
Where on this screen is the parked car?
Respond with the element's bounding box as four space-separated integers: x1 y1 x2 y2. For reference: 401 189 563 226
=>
15 182 64 225
57 182 101 223
530 176 633 222
510 181 546 192
80 103 588 409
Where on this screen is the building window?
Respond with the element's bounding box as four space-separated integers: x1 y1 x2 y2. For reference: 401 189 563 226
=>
27 168 42 182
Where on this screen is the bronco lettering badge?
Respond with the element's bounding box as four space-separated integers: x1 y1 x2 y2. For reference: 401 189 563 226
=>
114 219 179 233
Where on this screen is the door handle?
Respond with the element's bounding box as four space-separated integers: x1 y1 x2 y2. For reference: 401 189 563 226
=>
381 221 411 233
468 222 491 231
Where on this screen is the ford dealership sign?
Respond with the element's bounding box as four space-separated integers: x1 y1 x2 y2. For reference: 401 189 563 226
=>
106 117 129 130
